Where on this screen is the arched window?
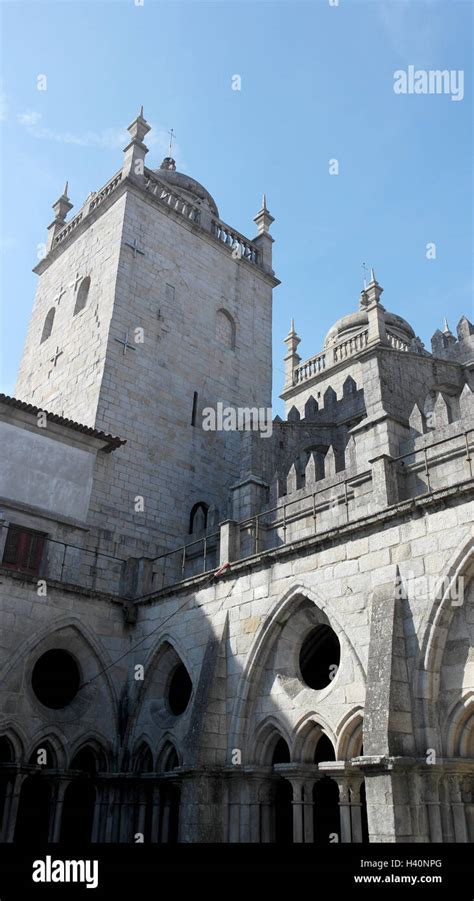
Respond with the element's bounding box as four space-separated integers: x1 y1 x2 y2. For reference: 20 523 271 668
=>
216 308 236 350
40 308 55 343
189 502 209 535
73 276 90 315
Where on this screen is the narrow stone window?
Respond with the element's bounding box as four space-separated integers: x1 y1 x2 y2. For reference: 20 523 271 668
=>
191 391 198 426
189 501 208 534
216 308 236 350
73 276 90 315
40 308 55 343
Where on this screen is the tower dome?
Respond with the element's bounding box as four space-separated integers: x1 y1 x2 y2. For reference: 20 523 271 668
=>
153 157 219 217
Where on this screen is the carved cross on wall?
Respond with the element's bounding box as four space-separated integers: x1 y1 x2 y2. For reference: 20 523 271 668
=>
114 332 137 355
50 346 63 366
70 273 82 292
125 238 145 259
54 286 67 305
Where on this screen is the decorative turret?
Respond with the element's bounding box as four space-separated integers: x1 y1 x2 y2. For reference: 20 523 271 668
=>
365 269 387 344
283 319 301 388
253 194 275 274
46 182 73 252
122 105 151 179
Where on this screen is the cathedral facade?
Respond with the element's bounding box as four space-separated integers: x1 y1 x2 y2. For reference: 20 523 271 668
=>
0 108 473 845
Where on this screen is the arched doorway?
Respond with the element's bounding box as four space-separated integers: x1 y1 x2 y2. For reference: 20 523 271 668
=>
15 776 51 843
61 748 99 844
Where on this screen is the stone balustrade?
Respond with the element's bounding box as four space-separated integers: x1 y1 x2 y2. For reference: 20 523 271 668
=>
211 219 259 265
145 173 201 224
386 331 409 351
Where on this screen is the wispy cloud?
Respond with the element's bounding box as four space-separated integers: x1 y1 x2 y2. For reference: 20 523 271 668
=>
16 113 184 167
17 111 42 126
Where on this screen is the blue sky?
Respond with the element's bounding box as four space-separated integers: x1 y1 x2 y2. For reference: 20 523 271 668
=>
1 0 472 414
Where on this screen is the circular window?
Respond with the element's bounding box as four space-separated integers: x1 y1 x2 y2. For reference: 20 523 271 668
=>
168 663 192 715
299 625 341 690
32 650 80 709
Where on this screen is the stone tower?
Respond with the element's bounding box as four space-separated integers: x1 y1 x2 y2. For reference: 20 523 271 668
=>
15 109 279 555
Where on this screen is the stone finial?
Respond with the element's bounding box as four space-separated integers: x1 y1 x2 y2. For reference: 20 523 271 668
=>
283 321 301 389
253 194 274 236
51 182 73 223
365 268 384 307
46 182 74 252
443 317 452 335
122 106 151 178
126 106 151 144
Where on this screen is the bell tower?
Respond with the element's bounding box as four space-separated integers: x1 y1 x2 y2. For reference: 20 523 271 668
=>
14 108 279 554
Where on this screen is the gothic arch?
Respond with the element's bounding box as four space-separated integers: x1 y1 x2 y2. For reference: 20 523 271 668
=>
415 536 474 751
0 616 120 730
157 738 181 772
26 731 67 769
228 583 366 757
216 307 236 350
68 734 111 771
126 634 195 748
0 724 26 764
444 694 474 757
189 501 209 534
335 707 364 760
252 716 293 766
293 713 337 763
73 275 90 315
40 307 55 343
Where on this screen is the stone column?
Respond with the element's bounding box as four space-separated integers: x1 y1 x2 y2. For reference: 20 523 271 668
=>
227 775 242 843
303 779 315 844
104 783 117 842
4 772 27 842
50 778 70 843
259 782 275 843
136 785 147 840
448 776 467 843
288 777 305 844
248 777 261 843
423 772 443 842
151 785 161 843
349 778 363 844
335 778 352 843
91 784 102 843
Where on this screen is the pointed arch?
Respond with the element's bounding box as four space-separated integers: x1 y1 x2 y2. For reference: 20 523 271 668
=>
228 583 366 756
157 738 181 772
0 616 120 732
40 307 55 343
216 307 236 350
293 713 337 763
335 707 364 760
189 501 209 535
27 733 66 769
73 275 90 315
68 734 111 771
252 716 293 766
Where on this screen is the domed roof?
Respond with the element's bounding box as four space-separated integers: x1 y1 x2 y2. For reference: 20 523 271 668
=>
324 308 415 348
153 157 219 217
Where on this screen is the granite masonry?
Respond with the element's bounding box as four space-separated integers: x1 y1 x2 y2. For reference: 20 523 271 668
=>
0 108 472 844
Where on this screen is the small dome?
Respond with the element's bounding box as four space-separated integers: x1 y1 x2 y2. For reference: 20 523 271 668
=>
152 157 219 217
324 308 415 348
